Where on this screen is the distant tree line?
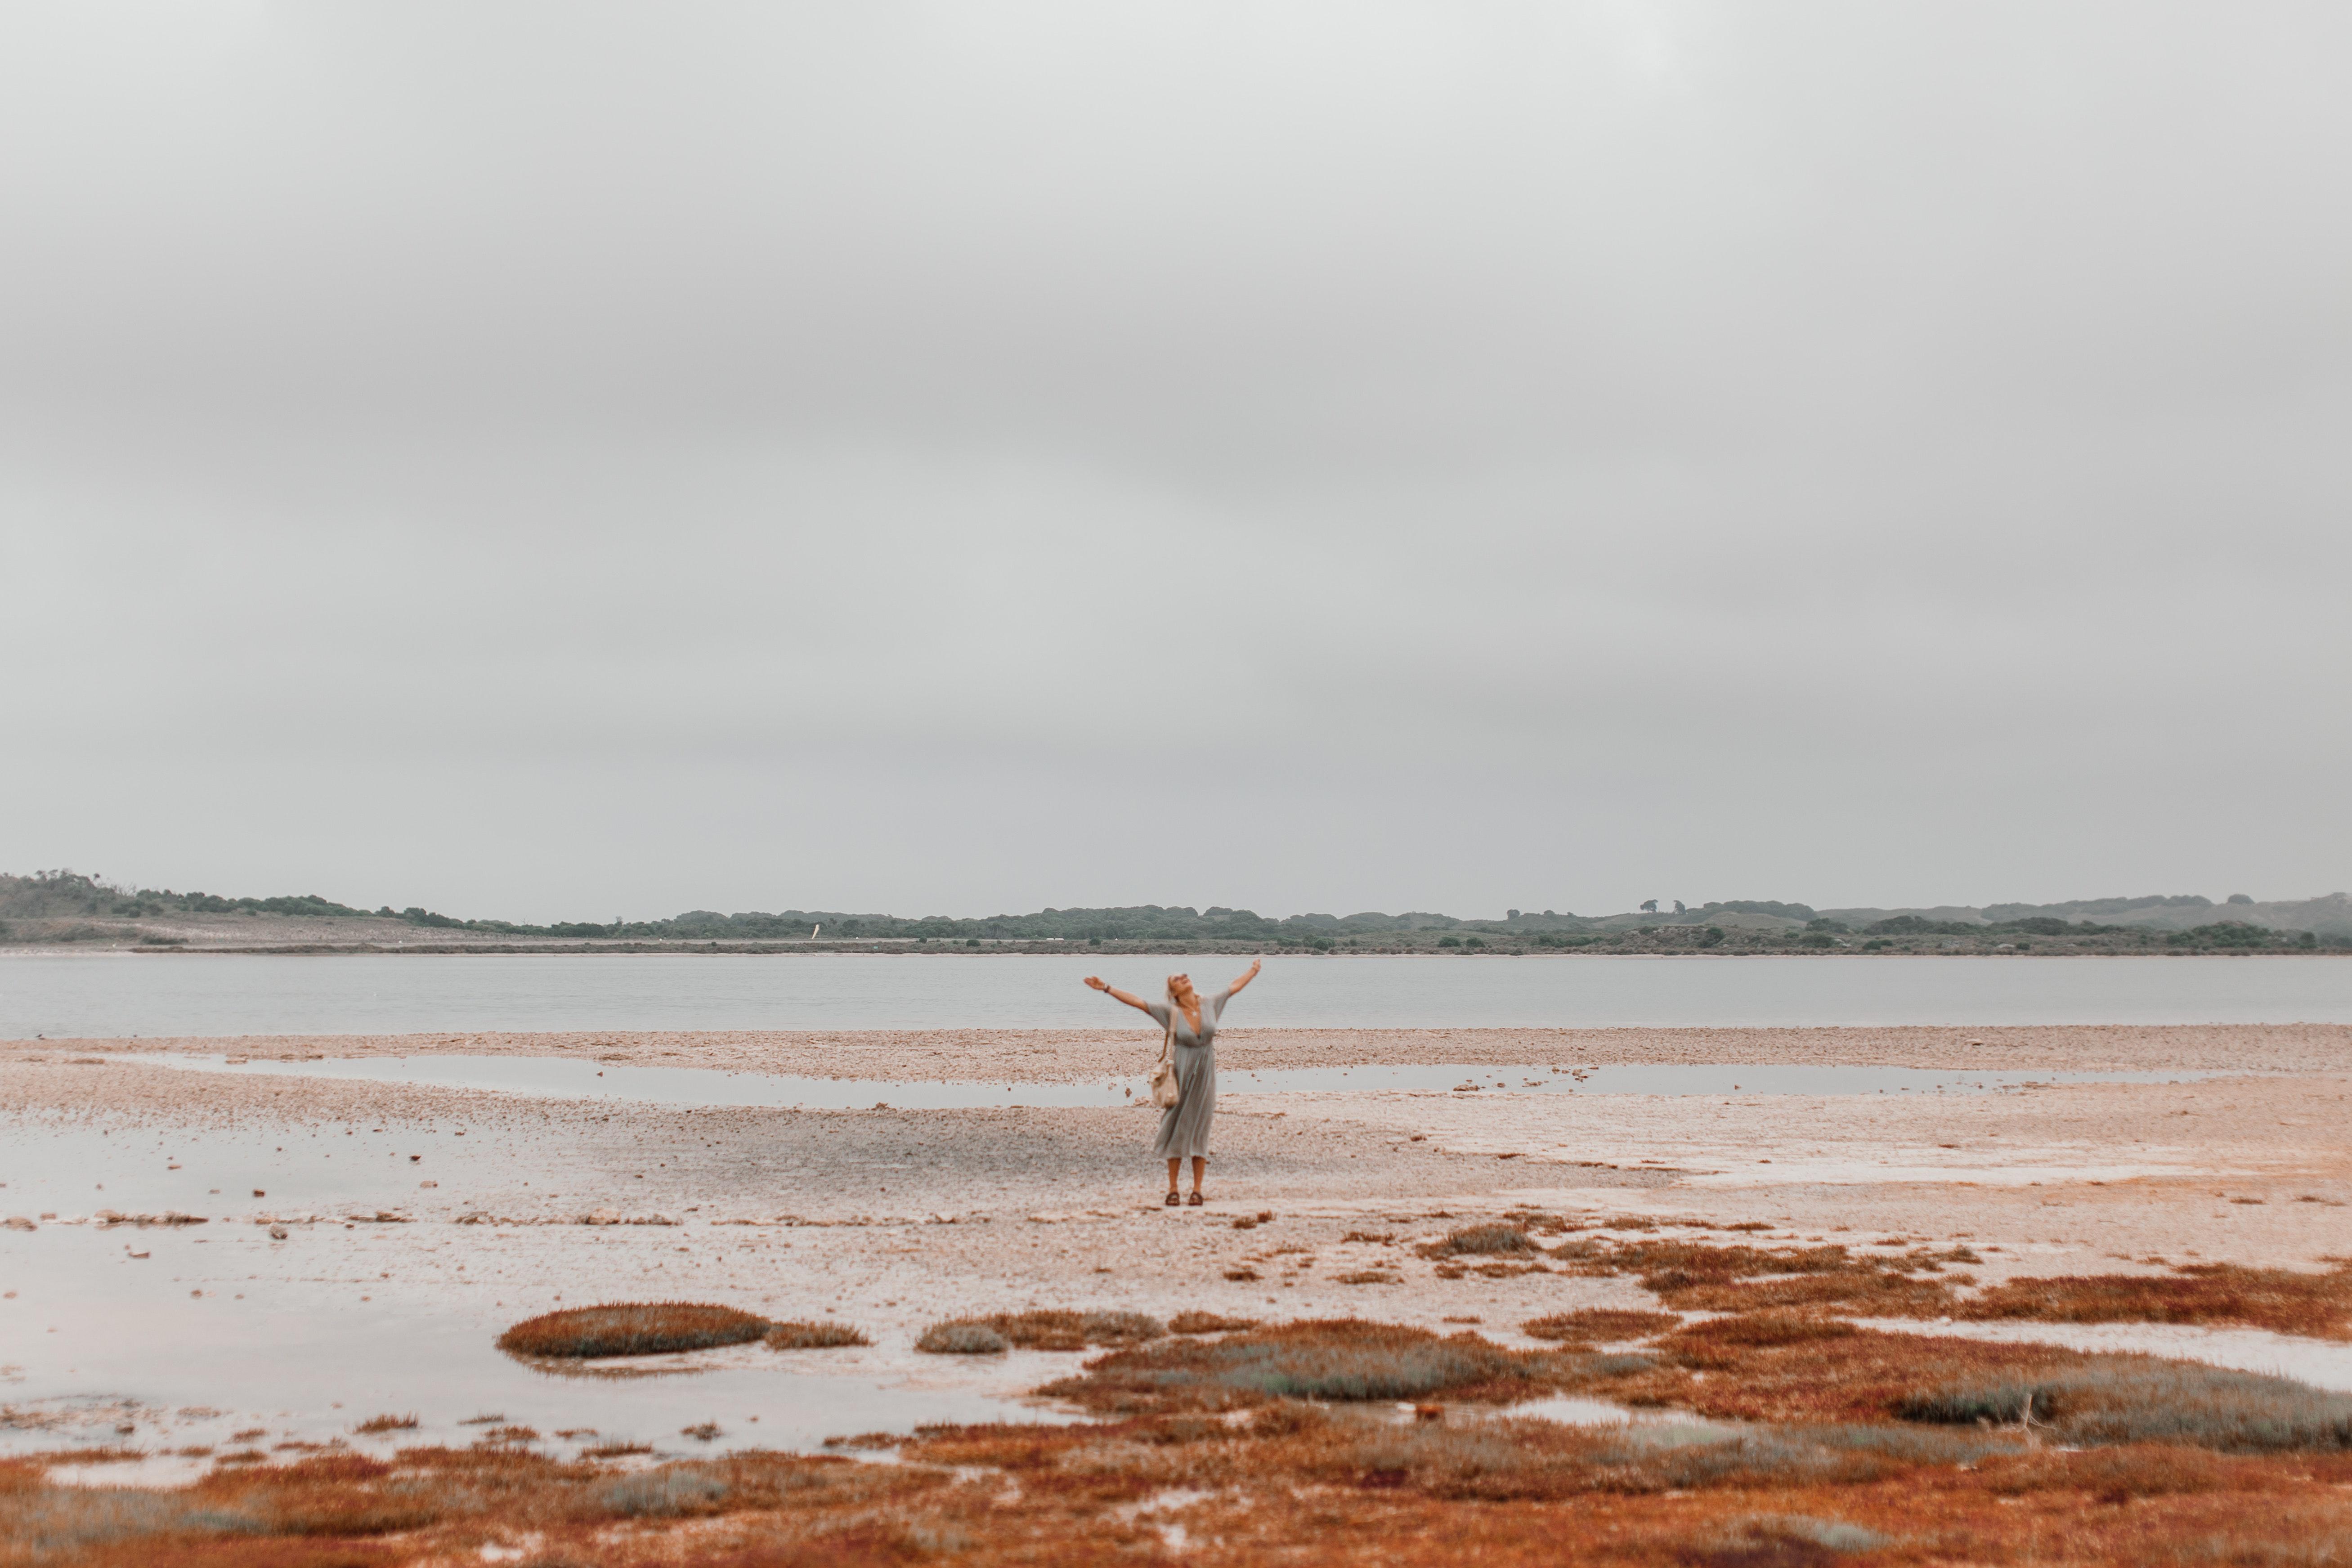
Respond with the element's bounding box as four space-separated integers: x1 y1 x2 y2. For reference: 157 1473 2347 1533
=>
1 871 2340 950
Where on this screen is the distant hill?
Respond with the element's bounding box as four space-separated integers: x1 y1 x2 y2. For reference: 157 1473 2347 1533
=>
4 870 2348 948
1814 893 2352 940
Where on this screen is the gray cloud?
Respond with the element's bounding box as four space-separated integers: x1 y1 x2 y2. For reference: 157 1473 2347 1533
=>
4 3 2347 921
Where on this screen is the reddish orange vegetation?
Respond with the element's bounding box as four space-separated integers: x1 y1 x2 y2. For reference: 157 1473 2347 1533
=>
13 1310 2352 1566
1955 1261 2352 1340
1521 1308 1684 1343
19 1412 2349 1566
1417 1223 1537 1259
1631 1319 2097 1421
965 1308 1164 1350
495 1301 771 1358
1035 1318 1632 1416
1543 1235 2352 1341
761 1320 870 1349
1553 1236 1973 1315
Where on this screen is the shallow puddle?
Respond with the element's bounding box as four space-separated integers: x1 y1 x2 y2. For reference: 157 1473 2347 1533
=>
121 1053 2223 1108
0 1120 1080 1468
0 1219 1081 1467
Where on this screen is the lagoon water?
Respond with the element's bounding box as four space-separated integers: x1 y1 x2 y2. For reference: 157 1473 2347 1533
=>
5 952 2350 1039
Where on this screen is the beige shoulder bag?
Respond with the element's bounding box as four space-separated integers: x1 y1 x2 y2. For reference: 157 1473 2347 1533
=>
1149 1012 1182 1109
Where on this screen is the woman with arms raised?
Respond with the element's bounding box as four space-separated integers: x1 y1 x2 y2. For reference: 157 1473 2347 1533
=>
1084 959 1262 1205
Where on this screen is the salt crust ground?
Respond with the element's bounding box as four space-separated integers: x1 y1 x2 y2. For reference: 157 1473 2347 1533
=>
35 1020 2352 1079
4 1024 2348 1429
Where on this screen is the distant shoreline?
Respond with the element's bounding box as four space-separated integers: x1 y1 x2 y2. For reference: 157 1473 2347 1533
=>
6 941 2345 960
9 872 2348 956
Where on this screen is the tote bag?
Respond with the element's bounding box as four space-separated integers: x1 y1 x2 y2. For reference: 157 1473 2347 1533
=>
1149 1015 1182 1109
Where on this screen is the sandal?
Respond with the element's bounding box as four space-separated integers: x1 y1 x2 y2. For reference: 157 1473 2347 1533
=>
1186 1192 1204 1206
1165 1191 1181 1206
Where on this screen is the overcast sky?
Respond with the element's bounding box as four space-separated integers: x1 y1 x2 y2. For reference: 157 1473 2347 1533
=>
4 3 2348 923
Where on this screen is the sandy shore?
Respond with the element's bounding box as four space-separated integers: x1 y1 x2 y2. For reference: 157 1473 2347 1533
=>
4 1025 2348 1461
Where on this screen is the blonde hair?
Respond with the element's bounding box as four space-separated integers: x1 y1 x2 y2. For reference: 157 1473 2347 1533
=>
1165 973 1194 1002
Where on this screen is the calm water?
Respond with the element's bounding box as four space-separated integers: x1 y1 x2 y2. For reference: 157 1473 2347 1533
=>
5 952 2350 1039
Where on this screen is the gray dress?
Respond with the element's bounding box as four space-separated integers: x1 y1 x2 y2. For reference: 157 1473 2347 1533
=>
1145 987 1231 1159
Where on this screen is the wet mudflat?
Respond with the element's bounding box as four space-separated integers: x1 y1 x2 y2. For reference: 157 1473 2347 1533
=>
119 1049 2226 1108
4 1026 2351 1562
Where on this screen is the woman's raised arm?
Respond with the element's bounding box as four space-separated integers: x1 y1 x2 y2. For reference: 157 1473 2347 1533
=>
1225 957 1263 996
1084 975 1159 1017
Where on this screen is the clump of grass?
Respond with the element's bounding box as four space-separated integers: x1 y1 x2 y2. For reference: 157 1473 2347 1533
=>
1169 1312 1258 1335
0 1486 269 1555
765 1320 871 1349
1611 1317 2352 1448
600 1462 729 1519
1974 1443 2297 1503
1697 1272 1956 1315
1950 1261 2352 1340
1036 1317 1648 1415
913 1309 1163 1354
1522 1309 1681 1343
1702 1513 1892 1560
497 1302 771 1359
916 1321 1009 1355
1419 1223 1532 1258
1551 1236 1964 1316
578 1440 653 1459
1898 1361 2352 1452
1595 1323 2102 1426
981 1309 1164 1350
1666 1314 1860 1365
352 1413 418 1434
907 1404 2009 1507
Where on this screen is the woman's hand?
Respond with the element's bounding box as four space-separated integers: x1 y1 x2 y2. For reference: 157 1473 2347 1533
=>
1083 975 1108 991
1228 957 1263 994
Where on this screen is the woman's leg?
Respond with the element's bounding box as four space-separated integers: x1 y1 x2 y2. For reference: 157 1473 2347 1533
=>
1190 1156 1206 1194
1166 1157 1181 1193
